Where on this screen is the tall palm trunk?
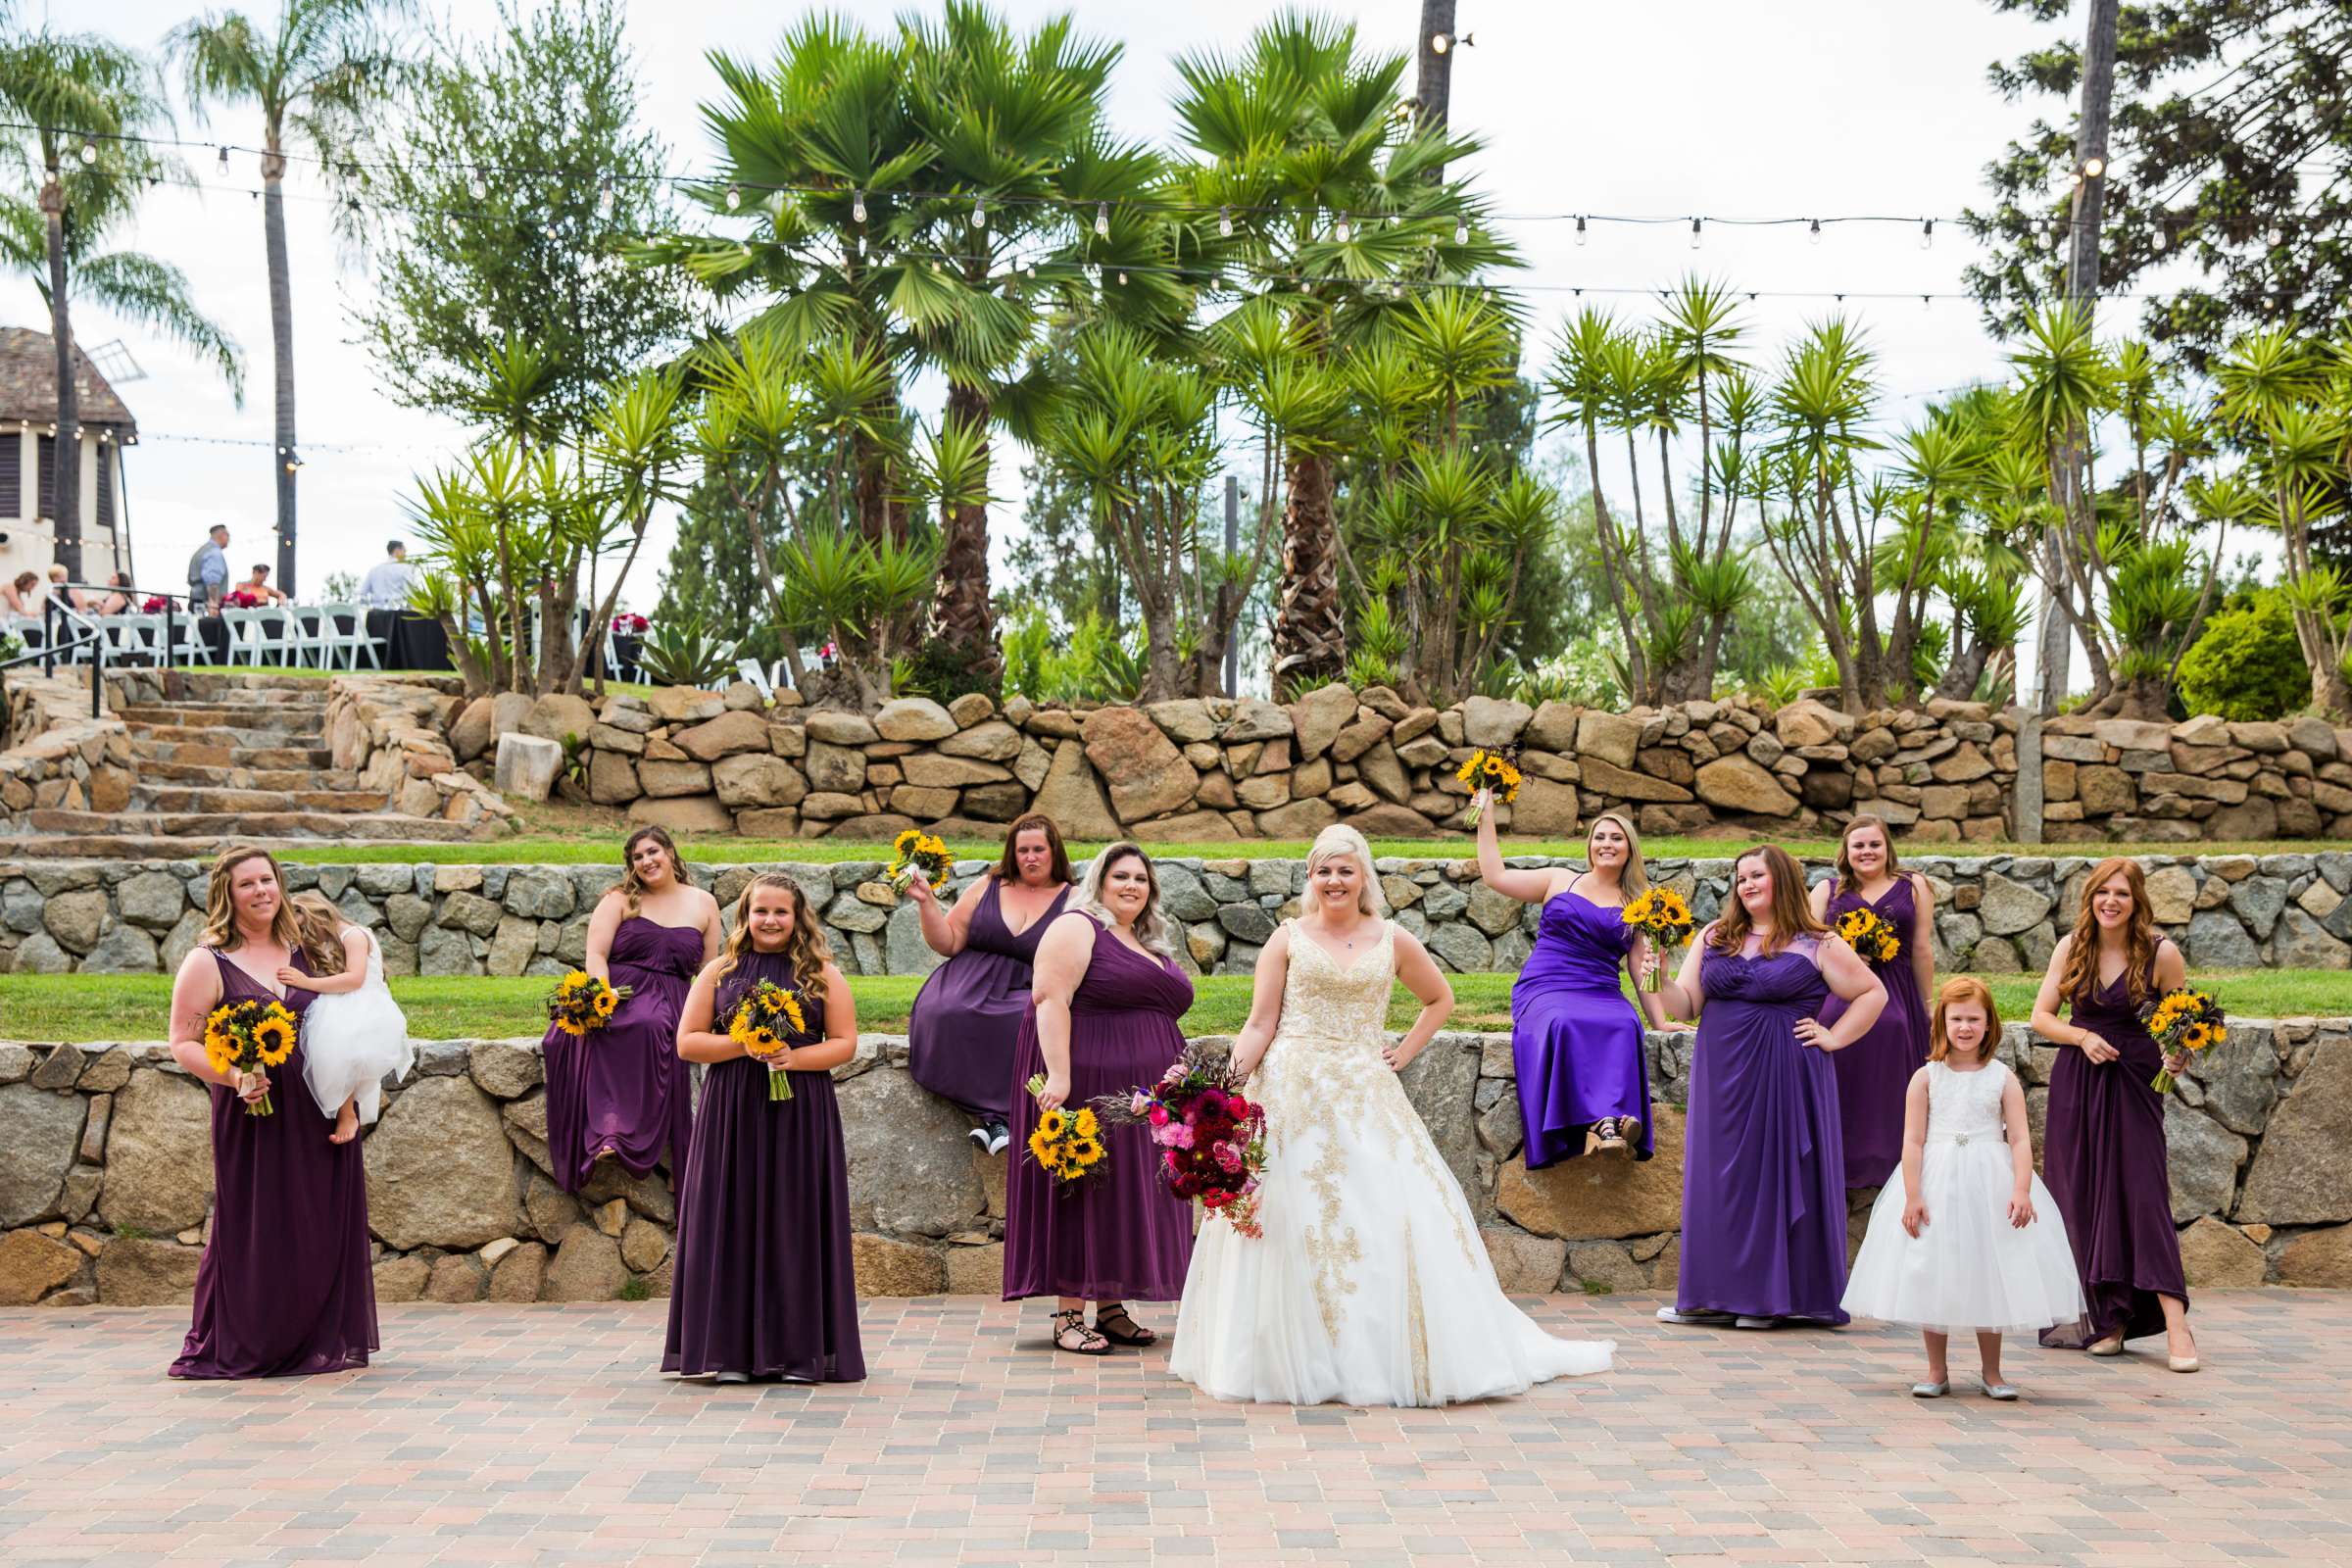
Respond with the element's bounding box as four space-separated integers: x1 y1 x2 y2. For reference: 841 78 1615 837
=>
1272 448 1344 689
40 168 81 577
264 144 298 595
930 381 1001 686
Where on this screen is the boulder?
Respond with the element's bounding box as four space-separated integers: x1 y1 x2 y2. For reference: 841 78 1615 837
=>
77 924 160 976
2184 910 2263 969
1575 710 1642 769
2177 1216 2266 1288
1461 696 1533 750
1286 683 1357 760
541 1227 629 1301
95 1071 211 1235
626 795 735 834
588 751 640 806
1508 776 1582 836
897 754 1014 789
466 1042 544 1100
503 867 576 920
493 733 564 802
945 1241 1006 1296
712 754 808 809
1774 699 1849 749
1480 1227 1569 1295
837 1070 985 1236
1031 740 1122 841
0 1227 81 1304
42 890 107 955
853 1233 947 1297
1495 1103 1685 1239
1578 757 1693 805
805 710 881 746
372 1253 430 1302
363 1076 521 1250
1081 707 1198 822
450 696 495 761
2237 1040 2352 1224
802 740 868 794
115 871 189 931
94 1237 203 1306
1146 699 1216 744
1692 757 1798 817
425 1254 487 1303
489 1240 550 1302
1526 700 1581 753
521 693 597 744
1978 871 2054 937
938 719 1022 761
1221 699 1294 743
2142 865 2197 925
620 1217 670 1273
1397 1038 1486 1218
2278 1224 2352 1287
2163 1102 2246 1223
1568 1240 1650 1294
648 686 724 724
636 759 714 798
674 709 773 762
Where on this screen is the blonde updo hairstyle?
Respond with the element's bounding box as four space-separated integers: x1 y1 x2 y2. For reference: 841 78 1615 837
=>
1075 841 1177 958
1303 824 1387 917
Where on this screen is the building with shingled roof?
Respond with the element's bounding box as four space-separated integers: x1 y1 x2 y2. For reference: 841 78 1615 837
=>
0 327 135 586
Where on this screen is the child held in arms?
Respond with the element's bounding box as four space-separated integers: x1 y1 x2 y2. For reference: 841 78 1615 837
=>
283 893 414 1145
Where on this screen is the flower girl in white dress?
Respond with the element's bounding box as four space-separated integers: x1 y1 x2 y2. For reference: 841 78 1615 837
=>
1842 977 2083 1398
283 893 414 1144
1171 826 1614 1407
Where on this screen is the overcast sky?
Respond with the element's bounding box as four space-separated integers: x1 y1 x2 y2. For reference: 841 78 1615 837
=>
37 0 2059 617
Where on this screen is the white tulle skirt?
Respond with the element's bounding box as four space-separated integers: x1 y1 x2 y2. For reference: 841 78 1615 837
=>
1841 1142 2086 1336
300 983 414 1125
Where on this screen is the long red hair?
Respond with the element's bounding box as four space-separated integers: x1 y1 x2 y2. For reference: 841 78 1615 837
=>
2057 857 2160 1006
1708 845 1827 956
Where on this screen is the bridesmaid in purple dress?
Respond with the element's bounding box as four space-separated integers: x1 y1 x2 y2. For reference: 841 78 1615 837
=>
1005 842 1196 1355
2030 858 2199 1369
544 826 721 1193
165 846 375 1378
1473 802 1676 1162
666 873 863 1384
905 813 1074 1154
1808 815 1936 1188
1653 845 1886 1330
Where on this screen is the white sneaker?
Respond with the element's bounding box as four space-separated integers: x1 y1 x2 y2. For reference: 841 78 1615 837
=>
984 1121 1010 1155
1654 1306 1734 1325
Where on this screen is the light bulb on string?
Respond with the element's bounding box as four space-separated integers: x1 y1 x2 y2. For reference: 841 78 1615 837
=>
1431 31 1449 53
970 195 986 227
725 183 742 211
218 145 231 172
468 172 487 201
1455 220 1469 245
1690 217 1702 250
1335 213 1352 243
1574 215 1587 246
1920 218 1935 249
852 190 867 224
1808 218 1822 243
2152 225 2169 252
597 180 614 217
79 140 98 165
2083 156 2105 178
1095 203 1110 238
1117 270 1128 285
2268 224 2285 247
1218 207 1233 238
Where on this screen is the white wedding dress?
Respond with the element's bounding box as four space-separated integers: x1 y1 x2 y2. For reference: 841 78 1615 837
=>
1170 920 1614 1406
299 928 414 1125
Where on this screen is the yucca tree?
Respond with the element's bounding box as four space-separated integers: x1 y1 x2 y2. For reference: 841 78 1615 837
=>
0 28 243 575
1171 10 1510 690
167 0 414 597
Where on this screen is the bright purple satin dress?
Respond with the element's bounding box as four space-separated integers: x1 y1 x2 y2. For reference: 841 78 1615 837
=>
1509 886 1653 1163
1819 877 1931 1189
172 948 377 1379
1002 918 1196 1303
542 915 702 1193
1676 927 1850 1324
908 879 1069 1121
2040 959 2188 1348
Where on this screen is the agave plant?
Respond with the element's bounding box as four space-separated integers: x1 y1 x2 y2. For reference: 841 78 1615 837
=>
638 614 743 689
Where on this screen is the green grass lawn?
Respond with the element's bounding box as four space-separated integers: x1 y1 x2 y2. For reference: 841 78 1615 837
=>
270 835 2350 867
9 968 2352 1045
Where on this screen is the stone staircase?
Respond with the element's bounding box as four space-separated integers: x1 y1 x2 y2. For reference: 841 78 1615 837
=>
3 674 481 858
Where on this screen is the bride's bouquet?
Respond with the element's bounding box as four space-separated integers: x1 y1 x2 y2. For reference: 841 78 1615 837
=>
1100 1043 1268 1239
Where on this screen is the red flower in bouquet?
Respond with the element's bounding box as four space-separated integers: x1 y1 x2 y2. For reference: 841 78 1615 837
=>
1100 1045 1267 1238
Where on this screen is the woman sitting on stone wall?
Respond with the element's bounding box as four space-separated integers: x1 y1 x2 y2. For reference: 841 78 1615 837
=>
165 844 376 1378
902 812 1074 1155
542 826 721 1194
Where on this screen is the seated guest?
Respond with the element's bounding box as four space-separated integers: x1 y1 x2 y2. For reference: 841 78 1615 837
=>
3 570 43 615
240 564 289 606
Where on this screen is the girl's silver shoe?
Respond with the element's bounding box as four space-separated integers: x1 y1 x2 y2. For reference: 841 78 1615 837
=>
1910 1380 1949 1398
1982 1381 2019 1400
714 1370 751 1385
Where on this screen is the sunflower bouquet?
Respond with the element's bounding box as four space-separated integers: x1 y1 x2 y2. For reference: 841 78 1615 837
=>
1022 1074 1108 1192
2142 988 2226 1095
1620 887 1695 991
888 828 954 897
203 999 300 1116
1835 906 1903 967
547 970 628 1037
1455 747 1524 826
1095 1043 1268 1239
729 979 809 1102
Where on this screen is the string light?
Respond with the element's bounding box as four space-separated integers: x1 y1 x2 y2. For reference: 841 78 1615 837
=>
2152 226 2170 252
2267 224 2284 247
1095 202 1109 238
597 180 614 216
79 139 98 165
1454 219 1469 244
1808 218 1822 243
852 189 866 224
468 171 487 201
1117 270 1128 285
1431 30 1473 52
970 195 985 227
725 182 741 211
1334 212 1351 243
1920 218 1935 249
1689 217 1702 250
1574 215 1587 245
2083 156 2105 178
1218 207 1232 238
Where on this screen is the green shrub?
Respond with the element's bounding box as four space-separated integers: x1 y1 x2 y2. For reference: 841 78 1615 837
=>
2178 590 2309 722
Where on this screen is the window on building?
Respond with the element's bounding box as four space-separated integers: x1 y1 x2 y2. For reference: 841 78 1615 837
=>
0 431 18 515
36 432 54 517
95 443 113 531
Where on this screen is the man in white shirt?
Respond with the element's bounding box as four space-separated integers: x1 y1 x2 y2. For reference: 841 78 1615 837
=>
359 541 416 610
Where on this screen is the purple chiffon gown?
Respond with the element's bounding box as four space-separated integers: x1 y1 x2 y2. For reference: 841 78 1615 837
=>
2039 959 2188 1348
1003 918 1196 1303
1819 878 1931 1189
171 949 377 1380
1677 927 1851 1324
1510 885 1653 1164
544 915 703 1194
908 879 1069 1121
663 952 864 1382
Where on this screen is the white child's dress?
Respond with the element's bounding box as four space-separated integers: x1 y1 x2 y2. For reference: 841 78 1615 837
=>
299 928 414 1124
1841 1059 2085 1335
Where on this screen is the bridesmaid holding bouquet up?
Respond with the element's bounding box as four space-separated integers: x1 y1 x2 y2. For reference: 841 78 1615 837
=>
1474 799 1677 1162
544 827 721 1193
2030 858 2198 1369
1807 815 1935 1189
665 873 863 1385
165 846 375 1378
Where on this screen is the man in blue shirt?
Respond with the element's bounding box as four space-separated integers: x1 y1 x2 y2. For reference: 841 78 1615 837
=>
185 524 230 612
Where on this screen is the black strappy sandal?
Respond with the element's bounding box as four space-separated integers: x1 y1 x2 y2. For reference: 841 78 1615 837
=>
1051 1307 1110 1355
1092 1302 1157 1348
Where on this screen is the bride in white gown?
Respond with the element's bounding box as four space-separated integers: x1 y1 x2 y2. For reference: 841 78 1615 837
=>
1171 825 1614 1406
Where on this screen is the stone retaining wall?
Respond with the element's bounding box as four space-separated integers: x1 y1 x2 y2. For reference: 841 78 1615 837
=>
2 1017 2345 1308
0 670 146 824
2039 711 2352 842
9 851 2352 979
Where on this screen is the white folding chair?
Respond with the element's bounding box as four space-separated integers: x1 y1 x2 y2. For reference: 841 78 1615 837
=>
101 615 147 664
291 606 334 669
318 603 373 670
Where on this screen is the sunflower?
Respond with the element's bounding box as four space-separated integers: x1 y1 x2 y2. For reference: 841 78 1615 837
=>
895 827 923 853
1073 1107 1101 1138
1027 1131 1063 1175
203 1034 239 1076
593 988 618 1017
252 1014 297 1068
2210 1024 2228 1045
1067 1137 1104 1167
1038 1108 1069 1139
2182 1023 2209 1050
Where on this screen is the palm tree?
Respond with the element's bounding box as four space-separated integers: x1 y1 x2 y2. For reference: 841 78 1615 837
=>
0 28 242 576
168 1 412 597
1171 12 1509 691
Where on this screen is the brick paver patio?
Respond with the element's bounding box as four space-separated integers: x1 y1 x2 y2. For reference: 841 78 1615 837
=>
0 1291 2344 1565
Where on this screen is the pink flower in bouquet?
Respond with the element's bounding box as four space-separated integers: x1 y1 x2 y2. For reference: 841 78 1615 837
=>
1148 1103 1169 1126
1215 1143 1243 1173
1160 1061 1188 1087
1130 1091 1152 1116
